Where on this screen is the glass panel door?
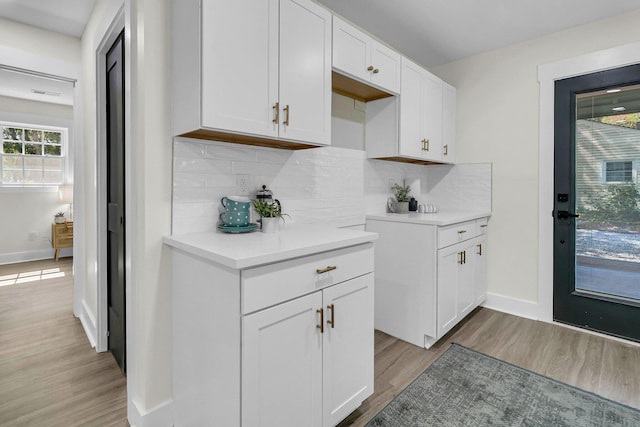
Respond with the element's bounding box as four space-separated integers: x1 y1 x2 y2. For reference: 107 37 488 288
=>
554 63 640 343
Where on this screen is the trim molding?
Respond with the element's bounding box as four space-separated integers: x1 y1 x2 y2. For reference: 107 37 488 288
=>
129 398 173 427
0 248 71 265
79 299 97 348
482 292 539 321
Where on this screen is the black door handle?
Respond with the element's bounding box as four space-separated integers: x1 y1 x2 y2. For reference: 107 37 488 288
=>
556 210 579 219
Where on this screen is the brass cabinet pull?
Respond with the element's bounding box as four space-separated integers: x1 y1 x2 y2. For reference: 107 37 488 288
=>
316 265 337 274
283 104 290 126
480 224 488 228
367 65 374 71
373 68 379 74
317 308 324 333
272 102 279 124
443 144 448 156
327 304 335 328
421 139 430 151
463 250 466 264
458 252 463 265
457 230 467 234
477 244 482 256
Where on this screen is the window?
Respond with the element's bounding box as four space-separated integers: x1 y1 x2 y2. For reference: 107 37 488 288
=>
603 161 634 183
1 122 66 187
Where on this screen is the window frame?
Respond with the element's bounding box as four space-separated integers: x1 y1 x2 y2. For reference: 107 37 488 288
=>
601 160 637 184
1 121 68 188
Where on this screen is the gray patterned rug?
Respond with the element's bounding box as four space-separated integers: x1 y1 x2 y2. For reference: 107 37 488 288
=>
366 343 640 426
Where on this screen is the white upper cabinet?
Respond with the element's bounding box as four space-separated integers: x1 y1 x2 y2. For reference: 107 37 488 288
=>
367 56 456 164
400 57 443 162
442 81 457 163
173 0 331 148
332 16 401 94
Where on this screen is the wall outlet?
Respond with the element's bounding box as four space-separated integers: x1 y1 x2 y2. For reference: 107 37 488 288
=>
236 174 252 196
28 231 37 241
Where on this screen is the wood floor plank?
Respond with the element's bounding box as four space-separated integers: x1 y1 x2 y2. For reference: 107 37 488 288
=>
0 258 128 427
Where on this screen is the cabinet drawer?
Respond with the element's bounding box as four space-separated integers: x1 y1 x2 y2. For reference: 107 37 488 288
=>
476 217 488 235
438 220 475 249
241 243 374 314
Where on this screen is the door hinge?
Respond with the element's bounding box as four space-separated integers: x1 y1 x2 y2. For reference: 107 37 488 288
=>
106 330 110 337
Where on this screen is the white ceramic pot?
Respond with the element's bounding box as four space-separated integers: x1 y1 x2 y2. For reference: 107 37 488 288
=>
54 216 65 224
395 201 409 214
261 217 281 233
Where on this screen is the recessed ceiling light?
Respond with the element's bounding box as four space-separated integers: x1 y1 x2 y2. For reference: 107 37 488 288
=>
606 89 622 94
612 106 626 112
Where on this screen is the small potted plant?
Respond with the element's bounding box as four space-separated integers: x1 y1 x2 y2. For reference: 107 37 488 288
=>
392 183 411 214
54 212 66 224
251 199 288 233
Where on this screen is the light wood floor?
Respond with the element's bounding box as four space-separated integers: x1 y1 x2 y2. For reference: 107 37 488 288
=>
2 259 639 427
340 307 640 426
0 258 128 426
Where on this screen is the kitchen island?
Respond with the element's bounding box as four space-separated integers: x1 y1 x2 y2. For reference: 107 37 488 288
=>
164 225 377 427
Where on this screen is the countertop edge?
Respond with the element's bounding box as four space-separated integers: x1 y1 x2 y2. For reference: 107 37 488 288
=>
365 211 492 226
163 230 378 270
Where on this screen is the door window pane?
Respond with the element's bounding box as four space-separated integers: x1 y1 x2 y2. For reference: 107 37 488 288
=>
575 84 640 301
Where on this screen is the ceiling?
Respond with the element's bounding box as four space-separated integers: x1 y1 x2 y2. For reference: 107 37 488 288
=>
315 0 640 68
0 0 97 38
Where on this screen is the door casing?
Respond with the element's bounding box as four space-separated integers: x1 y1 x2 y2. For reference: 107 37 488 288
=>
538 42 640 326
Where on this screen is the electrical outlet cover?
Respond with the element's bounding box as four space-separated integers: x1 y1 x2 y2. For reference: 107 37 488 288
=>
236 174 252 196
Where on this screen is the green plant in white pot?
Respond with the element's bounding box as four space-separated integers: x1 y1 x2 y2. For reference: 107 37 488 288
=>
392 183 411 214
251 199 288 233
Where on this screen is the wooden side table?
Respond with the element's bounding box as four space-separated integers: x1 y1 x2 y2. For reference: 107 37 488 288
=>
52 222 73 261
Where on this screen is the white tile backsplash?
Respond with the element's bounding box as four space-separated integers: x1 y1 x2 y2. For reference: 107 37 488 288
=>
171 138 492 235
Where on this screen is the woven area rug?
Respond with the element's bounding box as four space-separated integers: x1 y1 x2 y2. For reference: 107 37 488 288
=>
366 343 640 426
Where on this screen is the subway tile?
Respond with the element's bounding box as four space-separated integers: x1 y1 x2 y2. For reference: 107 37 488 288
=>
174 140 205 158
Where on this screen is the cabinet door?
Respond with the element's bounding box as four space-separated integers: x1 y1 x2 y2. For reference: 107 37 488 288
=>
201 0 279 137
279 0 331 145
437 245 460 337
399 57 425 159
242 292 323 427
442 82 456 163
458 244 475 318
332 16 371 83
322 274 374 427
370 40 401 94
422 70 443 162
474 236 487 306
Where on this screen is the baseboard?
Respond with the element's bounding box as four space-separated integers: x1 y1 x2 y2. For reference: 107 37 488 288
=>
129 398 173 427
482 292 539 320
79 300 97 348
0 249 55 265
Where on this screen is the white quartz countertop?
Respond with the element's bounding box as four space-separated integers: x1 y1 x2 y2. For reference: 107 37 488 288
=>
163 224 378 270
366 211 491 226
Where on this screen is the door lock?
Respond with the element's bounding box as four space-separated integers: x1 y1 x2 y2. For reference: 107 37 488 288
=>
556 210 579 220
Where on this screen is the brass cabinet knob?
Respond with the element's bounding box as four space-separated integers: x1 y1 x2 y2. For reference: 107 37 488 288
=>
367 65 374 71
372 68 379 74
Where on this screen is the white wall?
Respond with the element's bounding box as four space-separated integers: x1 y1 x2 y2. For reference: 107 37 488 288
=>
0 20 79 265
0 96 74 262
432 9 640 314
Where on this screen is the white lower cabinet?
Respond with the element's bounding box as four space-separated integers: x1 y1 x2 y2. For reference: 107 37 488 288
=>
171 242 374 426
437 235 485 338
366 217 488 349
242 274 373 427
